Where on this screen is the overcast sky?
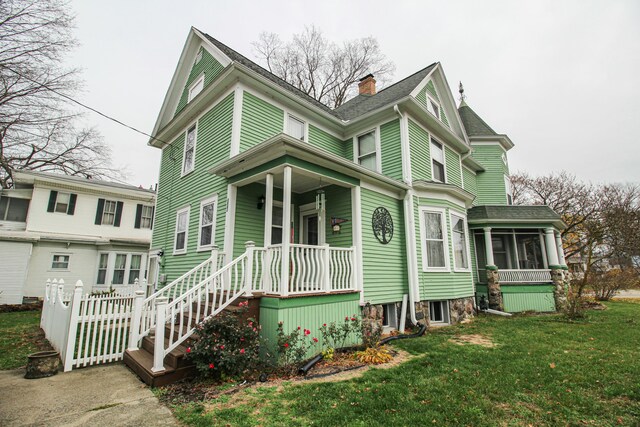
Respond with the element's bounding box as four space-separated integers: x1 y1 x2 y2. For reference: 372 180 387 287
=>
67 0 640 188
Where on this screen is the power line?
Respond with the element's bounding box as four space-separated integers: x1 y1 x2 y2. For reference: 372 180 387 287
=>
1 65 171 146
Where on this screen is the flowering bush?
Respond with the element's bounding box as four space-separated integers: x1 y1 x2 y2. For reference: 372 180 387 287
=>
275 322 317 369
318 315 361 356
360 317 383 349
188 302 264 379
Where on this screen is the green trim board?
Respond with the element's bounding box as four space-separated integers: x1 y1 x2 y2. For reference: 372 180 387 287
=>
260 292 359 309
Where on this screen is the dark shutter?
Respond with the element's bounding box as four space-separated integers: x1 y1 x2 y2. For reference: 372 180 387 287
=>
134 204 142 229
67 194 77 215
47 191 58 213
114 201 124 227
150 207 155 229
95 198 105 225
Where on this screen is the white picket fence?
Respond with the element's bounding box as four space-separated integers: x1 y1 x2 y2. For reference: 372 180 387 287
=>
40 279 145 371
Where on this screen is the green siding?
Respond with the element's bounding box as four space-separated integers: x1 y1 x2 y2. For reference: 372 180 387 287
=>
153 93 234 283
425 80 439 101
259 293 361 358
175 48 225 116
343 139 353 161
233 183 270 257
472 144 509 205
414 196 474 300
239 91 284 152
441 108 450 127
361 188 408 304
409 119 431 182
462 167 478 203
444 146 462 187
380 119 403 181
308 125 344 157
415 81 450 128
502 286 556 312
296 185 353 248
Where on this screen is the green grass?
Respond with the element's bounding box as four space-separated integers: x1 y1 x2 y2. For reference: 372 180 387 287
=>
171 302 640 426
0 310 48 370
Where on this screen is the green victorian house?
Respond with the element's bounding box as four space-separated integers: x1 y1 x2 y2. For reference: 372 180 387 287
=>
125 28 569 383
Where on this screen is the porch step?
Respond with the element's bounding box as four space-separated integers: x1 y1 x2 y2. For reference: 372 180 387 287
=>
123 348 196 387
141 336 192 369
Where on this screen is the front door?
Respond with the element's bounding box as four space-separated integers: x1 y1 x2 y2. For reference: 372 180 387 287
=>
302 214 319 245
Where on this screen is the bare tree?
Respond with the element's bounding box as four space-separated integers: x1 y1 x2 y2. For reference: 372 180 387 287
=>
252 26 395 108
0 0 116 188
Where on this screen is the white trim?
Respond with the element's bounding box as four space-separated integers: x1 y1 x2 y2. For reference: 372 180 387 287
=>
429 136 447 183
50 253 71 271
354 127 381 173
181 121 198 177
396 107 412 185
419 206 450 272
360 181 402 200
285 113 307 142
449 211 471 272
351 186 364 304
459 154 465 188
263 173 274 246
230 85 243 156
469 141 508 148
428 300 450 324
223 185 237 261
426 93 441 121
403 190 421 302
197 194 218 252
298 203 324 245
173 206 190 255
504 175 513 205
187 73 205 103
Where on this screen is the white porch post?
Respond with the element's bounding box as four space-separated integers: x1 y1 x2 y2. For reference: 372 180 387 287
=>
544 228 560 267
127 290 146 352
555 231 567 267
223 184 237 264
151 296 168 373
483 227 495 266
322 243 331 293
280 166 292 296
351 186 364 302
244 241 255 296
263 173 274 246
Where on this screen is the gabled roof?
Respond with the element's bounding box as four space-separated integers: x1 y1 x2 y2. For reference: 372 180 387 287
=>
333 64 437 121
457 101 498 137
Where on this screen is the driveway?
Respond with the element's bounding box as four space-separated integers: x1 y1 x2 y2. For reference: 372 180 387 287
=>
0 363 176 426
613 289 640 299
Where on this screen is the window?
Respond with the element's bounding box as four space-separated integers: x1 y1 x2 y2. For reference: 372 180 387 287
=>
96 254 108 285
194 49 203 65
429 301 450 324
0 196 29 222
198 196 217 250
431 139 445 182
182 125 197 175
505 175 513 205
141 206 153 229
382 304 398 329
54 192 70 213
422 208 448 271
427 97 440 119
102 200 117 225
271 204 283 245
188 74 204 102
112 254 127 285
357 130 378 172
52 254 70 270
46 191 76 215
287 115 305 140
451 214 469 270
174 207 190 254
128 255 142 284
501 152 508 165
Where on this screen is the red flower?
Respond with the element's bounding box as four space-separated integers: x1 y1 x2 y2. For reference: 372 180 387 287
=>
313 337 318 343
209 363 214 369
240 348 245 354
304 329 310 336
240 337 245 342
284 343 289 348
186 347 191 354
297 326 301 330
249 321 253 327
351 317 356 321
323 323 327 327
220 345 225 350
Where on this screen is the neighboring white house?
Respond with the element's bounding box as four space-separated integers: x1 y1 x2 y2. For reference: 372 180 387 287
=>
0 170 156 304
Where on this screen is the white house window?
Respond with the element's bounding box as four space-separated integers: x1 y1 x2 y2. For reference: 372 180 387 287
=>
431 139 445 182
174 207 190 254
427 96 440 120
96 253 108 285
357 130 378 172
501 152 508 165
451 214 469 270
112 254 127 285
141 206 153 229
102 200 117 225
287 115 305 140
0 196 29 222
182 125 197 175
128 254 142 285
422 208 449 271
505 175 513 205
54 192 70 213
198 196 217 250
52 254 70 270
188 74 204 102
194 49 203 65
429 301 450 324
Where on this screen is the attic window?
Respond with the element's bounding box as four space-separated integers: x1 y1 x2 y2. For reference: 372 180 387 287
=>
188 74 205 102
194 49 203 65
427 97 440 120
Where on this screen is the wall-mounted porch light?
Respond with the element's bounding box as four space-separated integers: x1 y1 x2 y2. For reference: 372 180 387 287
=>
257 195 265 210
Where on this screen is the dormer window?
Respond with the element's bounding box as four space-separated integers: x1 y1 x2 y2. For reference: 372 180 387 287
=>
287 115 305 140
431 139 445 182
188 74 204 102
194 49 203 65
427 96 440 120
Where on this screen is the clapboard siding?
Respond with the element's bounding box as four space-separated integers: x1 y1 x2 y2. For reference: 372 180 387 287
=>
380 119 403 181
472 144 509 205
308 125 344 157
175 48 225 116
409 118 431 182
239 91 284 152
462 167 478 204
444 146 462 187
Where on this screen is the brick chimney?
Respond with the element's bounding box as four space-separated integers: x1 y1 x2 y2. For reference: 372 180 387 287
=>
358 74 376 96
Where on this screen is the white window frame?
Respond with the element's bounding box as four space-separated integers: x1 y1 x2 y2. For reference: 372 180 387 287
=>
102 199 117 226
285 114 307 142
505 175 513 205
430 136 447 183
187 74 205 103
51 254 70 270
194 49 203 65
449 211 471 272
127 254 143 285
429 300 450 324
197 194 218 251
140 205 154 229
353 128 381 173
54 192 71 214
181 123 197 177
174 206 190 255
298 202 325 245
96 253 109 285
419 206 450 272
426 94 441 121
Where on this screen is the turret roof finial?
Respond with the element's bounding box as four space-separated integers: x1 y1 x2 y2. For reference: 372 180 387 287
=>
459 81 466 102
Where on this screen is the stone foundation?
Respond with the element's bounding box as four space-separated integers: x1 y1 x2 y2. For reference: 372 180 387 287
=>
487 267 504 311
361 303 384 336
449 297 475 324
551 267 568 311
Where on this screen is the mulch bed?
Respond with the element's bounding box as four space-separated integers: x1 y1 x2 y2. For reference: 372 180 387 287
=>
0 302 43 313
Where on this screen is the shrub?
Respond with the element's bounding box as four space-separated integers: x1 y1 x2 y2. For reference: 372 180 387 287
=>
318 315 361 355
275 322 316 370
188 302 263 379
590 269 640 301
564 281 588 320
360 318 383 349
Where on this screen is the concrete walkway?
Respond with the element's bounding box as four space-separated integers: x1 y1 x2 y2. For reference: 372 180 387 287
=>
0 363 176 426
612 289 640 299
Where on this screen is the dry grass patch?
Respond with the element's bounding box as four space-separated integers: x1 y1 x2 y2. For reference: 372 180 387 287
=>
448 334 496 348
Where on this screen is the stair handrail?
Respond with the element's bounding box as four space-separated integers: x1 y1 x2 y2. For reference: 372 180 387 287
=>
152 247 255 371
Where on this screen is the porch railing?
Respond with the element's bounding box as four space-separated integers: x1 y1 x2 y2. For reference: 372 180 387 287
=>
500 269 552 283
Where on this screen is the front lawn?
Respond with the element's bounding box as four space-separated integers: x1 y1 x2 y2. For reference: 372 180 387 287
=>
169 302 640 426
0 310 51 370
